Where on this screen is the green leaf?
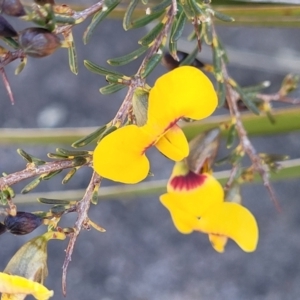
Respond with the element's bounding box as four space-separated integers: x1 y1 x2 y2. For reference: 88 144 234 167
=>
108 46 148 66
1 37 19 49
203 21 213 45
141 50 163 78
99 83 126 94
138 22 164 46
213 10 235 22
84 60 123 76
131 10 165 28
62 168 77 184
170 10 187 42
38 198 72 205
21 178 42 194
123 0 139 30
233 83 260 115
150 0 171 14
83 0 121 44
99 125 118 141
56 148 90 157
41 170 62 180
67 36 78 75
217 81 226 107
72 124 108 148
226 123 237 149
188 0 205 16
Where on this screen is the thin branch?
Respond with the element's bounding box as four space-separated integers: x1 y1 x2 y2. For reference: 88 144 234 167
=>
55 1 104 35
210 15 281 210
0 68 14 105
62 172 101 296
257 93 300 105
0 159 89 190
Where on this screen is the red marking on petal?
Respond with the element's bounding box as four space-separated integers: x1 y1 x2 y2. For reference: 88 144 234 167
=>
170 171 207 191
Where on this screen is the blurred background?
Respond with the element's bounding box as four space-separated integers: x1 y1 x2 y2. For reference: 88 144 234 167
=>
1 1 300 300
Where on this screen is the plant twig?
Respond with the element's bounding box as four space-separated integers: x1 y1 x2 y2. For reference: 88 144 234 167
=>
62 171 101 296
0 159 89 190
55 1 104 35
210 13 281 211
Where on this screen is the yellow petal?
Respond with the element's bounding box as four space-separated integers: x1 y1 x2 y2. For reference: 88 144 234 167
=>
208 234 228 253
0 272 53 300
167 167 224 216
93 125 151 184
160 193 198 234
155 125 189 161
196 203 259 252
147 66 218 130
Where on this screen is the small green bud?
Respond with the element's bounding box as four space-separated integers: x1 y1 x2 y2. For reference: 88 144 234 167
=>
18 28 61 58
0 0 26 17
4 212 43 235
132 88 149 126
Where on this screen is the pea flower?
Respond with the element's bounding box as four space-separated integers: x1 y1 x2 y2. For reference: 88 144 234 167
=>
93 66 218 183
0 272 53 300
1 231 65 300
160 161 259 253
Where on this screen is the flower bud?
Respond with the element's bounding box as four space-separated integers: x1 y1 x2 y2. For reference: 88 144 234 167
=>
18 28 61 58
0 15 18 37
4 211 43 235
0 0 26 17
2 231 65 300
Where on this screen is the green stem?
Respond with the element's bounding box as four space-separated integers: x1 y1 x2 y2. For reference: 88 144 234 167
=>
1 107 299 145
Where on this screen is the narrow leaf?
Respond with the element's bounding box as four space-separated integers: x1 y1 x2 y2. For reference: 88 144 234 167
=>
72 124 108 148
38 198 71 205
84 60 123 76
108 46 148 66
170 10 187 42
138 22 164 46
213 10 235 22
150 0 171 14
141 50 163 78
21 178 42 194
123 0 139 30
100 83 126 94
83 0 121 44
62 168 77 184
131 10 164 29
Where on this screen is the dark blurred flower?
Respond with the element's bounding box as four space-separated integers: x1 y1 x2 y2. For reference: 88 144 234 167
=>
4 212 43 235
18 28 61 58
0 0 26 17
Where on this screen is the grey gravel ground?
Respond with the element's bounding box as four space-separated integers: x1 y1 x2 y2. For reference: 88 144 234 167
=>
1 4 300 300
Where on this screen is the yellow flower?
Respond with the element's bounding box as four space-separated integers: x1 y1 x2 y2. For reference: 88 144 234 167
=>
0 272 53 300
93 66 218 183
160 161 259 252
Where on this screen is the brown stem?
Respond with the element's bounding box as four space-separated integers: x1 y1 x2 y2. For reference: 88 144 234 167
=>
0 159 87 190
62 171 101 296
55 1 104 35
209 15 280 210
